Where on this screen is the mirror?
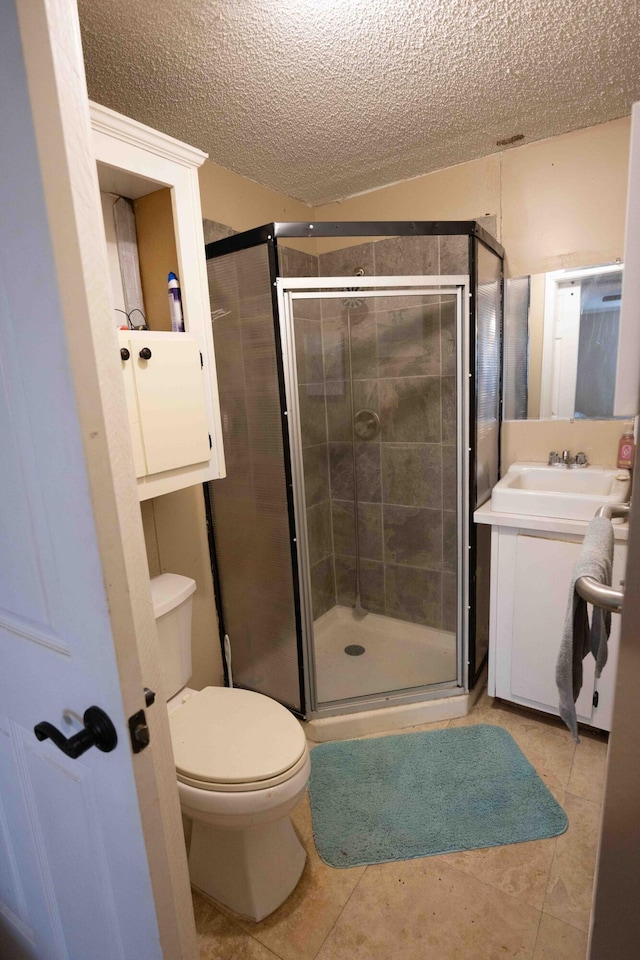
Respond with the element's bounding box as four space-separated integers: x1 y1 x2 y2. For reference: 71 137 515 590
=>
503 263 627 420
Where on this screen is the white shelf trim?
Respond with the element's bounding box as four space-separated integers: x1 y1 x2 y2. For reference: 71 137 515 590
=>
89 101 208 169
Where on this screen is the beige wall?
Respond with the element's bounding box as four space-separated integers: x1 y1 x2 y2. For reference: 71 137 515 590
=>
141 487 223 689
198 159 311 232
313 117 630 278
150 488 221 690
313 153 501 256
134 187 178 331
313 117 632 465
500 119 631 458
501 118 630 278
501 420 625 471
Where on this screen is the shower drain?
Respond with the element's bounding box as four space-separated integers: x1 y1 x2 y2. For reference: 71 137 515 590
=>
344 644 366 656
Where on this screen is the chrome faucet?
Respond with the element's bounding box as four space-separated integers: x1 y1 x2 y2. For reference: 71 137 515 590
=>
548 450 589 468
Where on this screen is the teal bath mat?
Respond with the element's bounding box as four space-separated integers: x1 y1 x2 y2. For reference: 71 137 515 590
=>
308 725 568 868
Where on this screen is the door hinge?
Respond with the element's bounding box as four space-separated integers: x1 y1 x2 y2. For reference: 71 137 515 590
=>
200 351 204 369
209 433 212 449
128 709 150 754
593 690 599 708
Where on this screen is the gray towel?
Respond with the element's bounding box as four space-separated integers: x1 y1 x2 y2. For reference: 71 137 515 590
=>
556 516 613 742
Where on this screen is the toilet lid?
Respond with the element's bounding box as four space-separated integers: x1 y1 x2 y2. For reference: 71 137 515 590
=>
169 687 307 788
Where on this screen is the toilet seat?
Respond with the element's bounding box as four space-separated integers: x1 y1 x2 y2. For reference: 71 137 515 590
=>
169 686 308 793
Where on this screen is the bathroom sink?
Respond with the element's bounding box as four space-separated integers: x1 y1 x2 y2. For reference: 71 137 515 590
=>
490 462 631 521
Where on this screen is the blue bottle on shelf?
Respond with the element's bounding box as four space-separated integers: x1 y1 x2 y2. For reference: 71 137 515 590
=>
167 272 185 332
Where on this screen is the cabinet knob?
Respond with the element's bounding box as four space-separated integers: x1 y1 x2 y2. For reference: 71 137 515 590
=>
139 347 152 360
120 347 130 361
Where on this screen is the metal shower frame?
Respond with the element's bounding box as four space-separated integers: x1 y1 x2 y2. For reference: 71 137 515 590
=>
204 221 504 718
278 278 469 717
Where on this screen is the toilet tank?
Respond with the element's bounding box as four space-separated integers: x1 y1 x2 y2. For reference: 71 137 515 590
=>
150 573 196 700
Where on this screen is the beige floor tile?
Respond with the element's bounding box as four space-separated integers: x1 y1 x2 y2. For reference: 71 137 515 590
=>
315 857 541 960
305 719 451 751
440 831 559 910
194 893 280 960
352 718 452 741
543 793 601 933
533 913 588 960
450 694 576 801
191 696 601 960
567 732 608 803
225 792 366 960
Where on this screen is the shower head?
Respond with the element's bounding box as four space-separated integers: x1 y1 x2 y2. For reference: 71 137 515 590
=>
342 268 366 309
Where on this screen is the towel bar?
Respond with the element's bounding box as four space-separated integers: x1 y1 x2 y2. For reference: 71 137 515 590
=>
575 577 624 613
595 503 630 521
574 503 630 613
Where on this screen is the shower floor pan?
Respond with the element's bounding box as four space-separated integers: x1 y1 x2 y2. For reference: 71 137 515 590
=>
304 605 484 743
313 605 457 703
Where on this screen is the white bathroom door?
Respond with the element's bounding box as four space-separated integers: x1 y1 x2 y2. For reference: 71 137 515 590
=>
0 3 193 959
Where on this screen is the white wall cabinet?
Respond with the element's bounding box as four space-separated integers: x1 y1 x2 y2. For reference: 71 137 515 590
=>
119 330 211 479
484 519 626 732
91 102 226 500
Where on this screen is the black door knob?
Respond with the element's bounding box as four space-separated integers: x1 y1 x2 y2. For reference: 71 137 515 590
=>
120 347 130 361
139 347 152 360
34 706 117 759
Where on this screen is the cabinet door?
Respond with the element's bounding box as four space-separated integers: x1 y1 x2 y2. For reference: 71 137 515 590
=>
119 347 147 478
130 336 210 475
510 534 595 721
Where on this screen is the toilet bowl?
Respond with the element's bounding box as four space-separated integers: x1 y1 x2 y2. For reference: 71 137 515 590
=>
151 574 310 922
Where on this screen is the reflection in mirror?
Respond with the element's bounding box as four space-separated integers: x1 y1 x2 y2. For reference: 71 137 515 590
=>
504 263 624 420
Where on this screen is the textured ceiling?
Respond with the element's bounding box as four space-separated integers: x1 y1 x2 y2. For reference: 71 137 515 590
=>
78 0 640 206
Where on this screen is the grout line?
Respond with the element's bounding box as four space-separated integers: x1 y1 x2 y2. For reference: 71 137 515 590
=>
240 929 283 960
310 866 370 960
538 909 592 937
437 843 557 915
193 892 282 960
563 790 603 810
539 794 566 923
564 734 585 799
530 907 546 958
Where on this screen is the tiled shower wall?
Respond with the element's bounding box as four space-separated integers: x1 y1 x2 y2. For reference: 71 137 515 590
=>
285 234 469 633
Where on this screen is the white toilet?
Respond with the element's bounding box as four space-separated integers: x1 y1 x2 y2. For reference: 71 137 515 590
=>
150 573 310 922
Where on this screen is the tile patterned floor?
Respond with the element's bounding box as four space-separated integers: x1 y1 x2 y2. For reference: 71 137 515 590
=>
194 692 607 960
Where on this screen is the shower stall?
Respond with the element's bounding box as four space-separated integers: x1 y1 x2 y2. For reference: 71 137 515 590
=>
203 223 503 730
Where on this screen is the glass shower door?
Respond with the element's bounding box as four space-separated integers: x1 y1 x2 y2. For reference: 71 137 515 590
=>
205 243 305 713
279 280 467 710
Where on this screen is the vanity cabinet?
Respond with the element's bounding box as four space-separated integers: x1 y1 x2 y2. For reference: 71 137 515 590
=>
91 102 226 500
479 510 627 732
